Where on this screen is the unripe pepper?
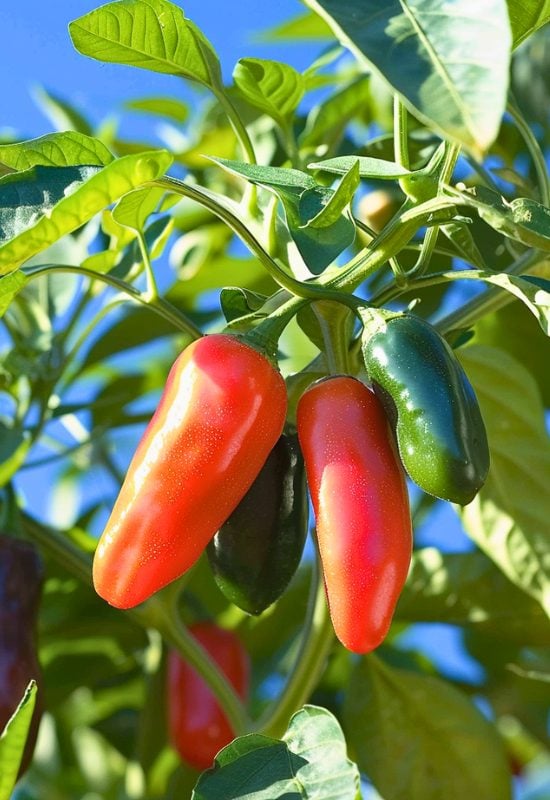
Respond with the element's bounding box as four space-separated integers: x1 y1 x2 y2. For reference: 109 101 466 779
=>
207 433 308 615
93 334 287 609
167 622 249 771
297 376 412 654
0 535 44 778
362 314 489 504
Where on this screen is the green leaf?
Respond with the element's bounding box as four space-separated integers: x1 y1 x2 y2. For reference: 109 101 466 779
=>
507 0 550 48
0 271 28 317
0 164 102 244
397 548 550 644
0 132 113 171
300 162 359 228
462 187 550 251
303 0 512 154
124 96 189 122
0 423 32 487
459 345 550 617
219 287 268 323
0 681 37 800
300 77 371 149
212 158 355 273
466 271 550 335
112 186 165 232
310 155 412 180
344 656 512 800
32 85 93 135
0 150 173 274
70 0 222 90
259 11 333 42
472 295 550 406
192 706 360 799
234 58 305 126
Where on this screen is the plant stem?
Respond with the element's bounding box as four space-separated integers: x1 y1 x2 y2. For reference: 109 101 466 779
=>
393 96 410 170
21 512 250 736
215 89 257 166
136 231 159 302
25 264 201 340
255 554 334 739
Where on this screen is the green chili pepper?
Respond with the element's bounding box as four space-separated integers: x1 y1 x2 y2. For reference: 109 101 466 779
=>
207 433 308 615
362 314 489 505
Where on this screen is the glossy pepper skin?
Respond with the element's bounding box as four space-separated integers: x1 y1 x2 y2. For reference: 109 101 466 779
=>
297 377 412 654
0 535 44 778
93 334 287 609
167 622 249 771
207 433 308 615
362 315 489 505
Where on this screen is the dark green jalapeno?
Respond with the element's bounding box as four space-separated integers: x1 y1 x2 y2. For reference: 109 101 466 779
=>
207 434 308 615
362 315 489 504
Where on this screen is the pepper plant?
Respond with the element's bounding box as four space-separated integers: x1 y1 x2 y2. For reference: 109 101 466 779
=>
1 1 550 798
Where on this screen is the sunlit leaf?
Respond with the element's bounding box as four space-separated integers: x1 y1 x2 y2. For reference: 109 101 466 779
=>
507 0 550 47
234 58 305 126
0 682 38 800
124 96 189 122
303 0 512 154
70 0 222 90
0 132 113 171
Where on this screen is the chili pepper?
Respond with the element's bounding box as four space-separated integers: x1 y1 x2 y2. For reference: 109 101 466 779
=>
207 433 307 615
93 334 287 609
167 622 249 771
297 376 412 654
0 534 44 778
362 314 489 504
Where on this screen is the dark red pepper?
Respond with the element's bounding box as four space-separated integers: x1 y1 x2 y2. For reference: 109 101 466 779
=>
166 622 249 771
0 534 44 777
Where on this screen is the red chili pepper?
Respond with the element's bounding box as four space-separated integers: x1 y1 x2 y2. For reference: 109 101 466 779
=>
297 376 412 654
93 334 287 609
167 622 249 771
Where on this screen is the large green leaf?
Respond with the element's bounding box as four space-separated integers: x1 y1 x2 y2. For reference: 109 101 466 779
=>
507 0 550 47
0 132 113 171
0 682 37 800
234 58 305 127
192 706 361 799
472 297 550 406
344 656 512 800
70 0 222 90
303 0 511 154
0 150 173 274
460 345 550 617
397 548 550 644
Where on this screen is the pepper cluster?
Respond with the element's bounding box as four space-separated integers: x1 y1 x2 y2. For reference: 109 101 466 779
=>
91 316 489 765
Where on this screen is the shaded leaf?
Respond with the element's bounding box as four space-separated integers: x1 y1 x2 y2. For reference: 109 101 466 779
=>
300 77 371 150
397 548 550 644
0 150 173 274
303 0 512 153
460 345 550 617
0 423 32 487
461 186 550 251
344 655 512 800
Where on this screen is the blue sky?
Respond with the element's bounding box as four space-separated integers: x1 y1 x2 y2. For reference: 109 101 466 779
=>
2 0 319 138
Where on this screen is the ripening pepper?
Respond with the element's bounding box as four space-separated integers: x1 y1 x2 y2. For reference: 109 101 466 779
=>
207 433 308 615
297 376 412 654
93 334 288 609
0 535 44 778
362 314 489 505
167 622 249 771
